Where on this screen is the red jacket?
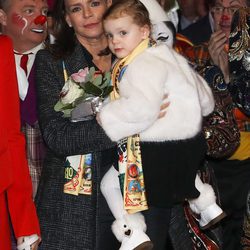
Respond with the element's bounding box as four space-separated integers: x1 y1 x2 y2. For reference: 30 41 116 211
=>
0 35 40 250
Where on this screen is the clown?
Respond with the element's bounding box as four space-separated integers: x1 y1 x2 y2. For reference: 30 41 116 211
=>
0 0 48 52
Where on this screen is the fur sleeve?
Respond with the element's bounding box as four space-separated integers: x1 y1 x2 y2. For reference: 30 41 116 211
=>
194 71 215 116
100 51 167 141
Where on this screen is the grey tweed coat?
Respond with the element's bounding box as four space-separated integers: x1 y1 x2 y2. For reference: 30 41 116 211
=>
35 43 119 250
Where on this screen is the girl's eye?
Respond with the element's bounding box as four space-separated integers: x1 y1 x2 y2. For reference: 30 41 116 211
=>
120 31 127 36
90 1 101 7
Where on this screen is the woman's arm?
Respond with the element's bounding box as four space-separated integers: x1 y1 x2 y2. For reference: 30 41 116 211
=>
35 50 115 156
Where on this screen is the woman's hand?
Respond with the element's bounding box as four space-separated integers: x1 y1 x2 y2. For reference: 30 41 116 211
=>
96 113 102 126
208 31 229 82
158 94 170 119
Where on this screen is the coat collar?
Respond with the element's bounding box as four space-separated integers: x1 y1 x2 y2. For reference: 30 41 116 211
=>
63 42 88 78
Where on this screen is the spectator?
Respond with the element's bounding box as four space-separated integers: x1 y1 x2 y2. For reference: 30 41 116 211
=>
176 0 250 249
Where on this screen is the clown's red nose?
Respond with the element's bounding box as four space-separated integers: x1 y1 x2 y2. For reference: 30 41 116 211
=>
221 15 230 21
34 15 47 25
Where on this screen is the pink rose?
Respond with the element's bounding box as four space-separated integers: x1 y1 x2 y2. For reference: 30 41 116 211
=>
71 67 89 83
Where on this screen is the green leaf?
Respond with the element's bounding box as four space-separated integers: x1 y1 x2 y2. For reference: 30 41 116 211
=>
102 72 111 88
54 100 74 112
102 78 109 88
62 108 73 117
79 82 86 88
88 67 96 82
102 86 113 97
54 100 65 112
54 100 73 118
61 103 75 110
93 75 102 87
74 94 88 105
104 71 111 81
89 67 96 75
84 82 103 96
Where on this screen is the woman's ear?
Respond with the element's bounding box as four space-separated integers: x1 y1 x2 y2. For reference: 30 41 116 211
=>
65 15 72 27
106 0 112 8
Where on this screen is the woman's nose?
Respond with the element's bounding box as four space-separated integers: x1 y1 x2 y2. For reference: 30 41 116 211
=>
83 7 93 18
34 15 47 25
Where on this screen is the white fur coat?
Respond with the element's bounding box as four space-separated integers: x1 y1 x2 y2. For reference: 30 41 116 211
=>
100 44 214 142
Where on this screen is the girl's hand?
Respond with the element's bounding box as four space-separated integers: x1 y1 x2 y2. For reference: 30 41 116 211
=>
158 94 170 119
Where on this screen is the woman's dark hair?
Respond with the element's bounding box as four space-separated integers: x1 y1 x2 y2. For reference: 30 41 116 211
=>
46 0 76 59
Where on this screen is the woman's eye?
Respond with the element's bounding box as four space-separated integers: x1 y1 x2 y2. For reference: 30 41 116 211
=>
120 31 127 36
90 1 101 7
70 6 81 13
106 33 113 39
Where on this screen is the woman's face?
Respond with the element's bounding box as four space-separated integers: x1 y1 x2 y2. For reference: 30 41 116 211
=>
65 0 112 40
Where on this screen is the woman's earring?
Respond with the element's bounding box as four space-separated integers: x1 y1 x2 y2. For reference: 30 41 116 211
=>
68 23 72 27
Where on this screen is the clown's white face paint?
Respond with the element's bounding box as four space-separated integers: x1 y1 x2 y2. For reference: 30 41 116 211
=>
151 21 174 47
138 0 174 47
1 0 48 52
13 14 28 35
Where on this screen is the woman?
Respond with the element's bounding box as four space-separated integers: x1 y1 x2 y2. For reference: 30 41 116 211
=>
0 35 40 250
34 0 120 249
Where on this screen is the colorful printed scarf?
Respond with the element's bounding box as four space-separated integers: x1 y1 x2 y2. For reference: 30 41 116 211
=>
110 38 151 213
62 62 92 196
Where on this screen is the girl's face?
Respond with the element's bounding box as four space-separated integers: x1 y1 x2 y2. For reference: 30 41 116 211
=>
104 15 150 59
65 0 112 41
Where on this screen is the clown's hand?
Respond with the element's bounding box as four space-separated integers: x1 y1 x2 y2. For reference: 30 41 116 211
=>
17 235 41 250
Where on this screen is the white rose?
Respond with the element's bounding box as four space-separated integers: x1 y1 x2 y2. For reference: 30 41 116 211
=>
60 78 84 104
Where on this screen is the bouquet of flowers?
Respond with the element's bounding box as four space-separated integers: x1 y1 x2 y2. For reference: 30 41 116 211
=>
54 67 112 121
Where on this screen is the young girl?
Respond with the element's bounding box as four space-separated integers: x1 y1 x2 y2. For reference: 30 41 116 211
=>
98 0 221 249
